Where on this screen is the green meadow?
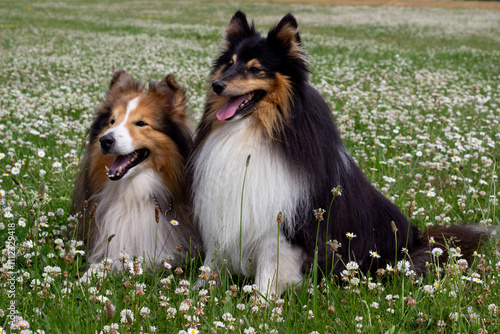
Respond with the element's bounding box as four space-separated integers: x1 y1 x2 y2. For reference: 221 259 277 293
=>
0 0 499 333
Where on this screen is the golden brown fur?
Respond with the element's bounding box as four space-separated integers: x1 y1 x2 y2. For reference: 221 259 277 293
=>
73 70 200 267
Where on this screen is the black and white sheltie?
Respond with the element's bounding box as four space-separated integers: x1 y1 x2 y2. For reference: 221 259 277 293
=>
188 12 487 295
73 70 201 270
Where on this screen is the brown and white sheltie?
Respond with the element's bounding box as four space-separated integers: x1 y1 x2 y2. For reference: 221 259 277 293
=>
187 11 488 295
73 69 201 269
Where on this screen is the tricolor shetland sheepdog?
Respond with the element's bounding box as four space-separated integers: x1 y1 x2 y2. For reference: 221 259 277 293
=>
73 69 201 269
188 11 487 295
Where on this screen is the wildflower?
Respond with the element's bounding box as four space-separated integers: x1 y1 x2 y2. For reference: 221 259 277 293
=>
370 302 379 309
331 185 342 197
164 262 172 269
4 212 13 219
383 176 396 183
139 307 151 318
449 247 462 257
179 301 191 312
423 285 434 294
396 260 411 273
431 247 443 257
488 304 498 316
346 232 357 240
187 328 199 334
345 261 359 271
428 236 435 244
244 327 255 334
369 250 381 258
97 295 109 303
222 312 235 322
350 277 360 286
37 150 45 158
170 219 179 226
467 307 480 321
18 319 30 329
11 167 20 175
242 285 253 294
52 162 62 168
119 309 134 324
167 307 177 318
406 297 416 307
213 321 225 328
313 208 325 221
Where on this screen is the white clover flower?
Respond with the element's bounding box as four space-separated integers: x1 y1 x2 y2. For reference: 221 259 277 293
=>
345 261 359 271
423 285 434 294
167 307 177 318
244 327 255 334
139 307 151 318
119 309 134 324
242 285 253 293
222 312 235 322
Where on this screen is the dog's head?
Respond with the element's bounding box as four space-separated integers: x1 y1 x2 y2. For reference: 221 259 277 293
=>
92 70 192 181
208 11 309 133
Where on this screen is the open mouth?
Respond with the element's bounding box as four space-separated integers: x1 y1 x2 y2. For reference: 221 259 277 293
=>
106 148 150 180
216 90 265 121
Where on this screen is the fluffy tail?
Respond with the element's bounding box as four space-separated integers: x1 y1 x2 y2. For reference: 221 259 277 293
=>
409 225 492 274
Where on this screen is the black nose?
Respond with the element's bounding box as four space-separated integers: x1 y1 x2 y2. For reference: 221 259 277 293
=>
99 134 115 151
212 80 226 95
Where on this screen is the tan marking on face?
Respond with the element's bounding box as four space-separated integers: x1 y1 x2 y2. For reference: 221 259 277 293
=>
252 73 293 138
246 59 262 70
97 93 189 199
218 77 275 97
207 72 293 140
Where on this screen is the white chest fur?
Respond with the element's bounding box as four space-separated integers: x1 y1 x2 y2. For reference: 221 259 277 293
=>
88 167 182 266
192 119 309 275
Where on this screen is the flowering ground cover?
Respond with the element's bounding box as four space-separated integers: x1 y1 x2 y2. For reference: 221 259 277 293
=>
0 1 499 333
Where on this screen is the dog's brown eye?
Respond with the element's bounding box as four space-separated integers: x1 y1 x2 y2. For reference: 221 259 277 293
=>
110 119 115 125
136 121 148 127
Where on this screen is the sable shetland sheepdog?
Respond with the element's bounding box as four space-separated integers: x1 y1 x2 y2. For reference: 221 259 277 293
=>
73 69 201 268
187 11 488 295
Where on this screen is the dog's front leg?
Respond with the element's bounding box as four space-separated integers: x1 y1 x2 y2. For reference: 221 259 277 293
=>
254 235 304 297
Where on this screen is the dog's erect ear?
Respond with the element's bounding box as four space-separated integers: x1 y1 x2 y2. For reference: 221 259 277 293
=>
225 11 256 49
106 69 143 102
152 74 188 117
267 13 303 56
108 69 136 92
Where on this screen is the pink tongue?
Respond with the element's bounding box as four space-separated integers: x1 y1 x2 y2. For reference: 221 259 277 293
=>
110 154 132 172
216 94 249 121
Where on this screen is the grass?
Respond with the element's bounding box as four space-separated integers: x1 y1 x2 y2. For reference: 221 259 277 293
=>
0 0 499 333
